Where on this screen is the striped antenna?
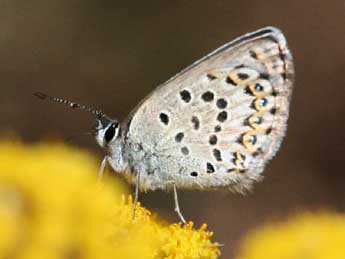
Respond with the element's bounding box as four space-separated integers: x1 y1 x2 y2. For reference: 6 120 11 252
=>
33 92 104 117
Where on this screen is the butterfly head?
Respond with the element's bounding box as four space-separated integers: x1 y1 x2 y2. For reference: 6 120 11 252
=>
93 116 121 148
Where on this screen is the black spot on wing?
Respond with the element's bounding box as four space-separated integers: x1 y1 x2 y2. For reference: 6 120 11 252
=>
179 90 191 103
226 76 237 85
201 91 214 102
216 98 227 109
206 162 215 173
237 72 249 80
213 148 222 161
191 116 200 130
270 108 277 115
181 146 189 155
190 171 198 177
206 73 217 80
175 132 184 142
217 111 228 122
159 113 169 125
209 135 218 145
214 125 222 132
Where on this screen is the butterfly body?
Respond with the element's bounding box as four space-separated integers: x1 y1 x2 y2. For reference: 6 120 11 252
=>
100 27 294 193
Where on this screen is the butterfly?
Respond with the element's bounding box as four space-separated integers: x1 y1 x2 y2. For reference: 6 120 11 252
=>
35 26 294 223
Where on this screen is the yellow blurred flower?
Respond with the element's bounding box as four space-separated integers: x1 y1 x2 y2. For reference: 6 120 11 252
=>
0 140 220 259
236 212 345 259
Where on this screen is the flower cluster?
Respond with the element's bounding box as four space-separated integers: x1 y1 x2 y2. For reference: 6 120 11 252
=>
236 212 345 259
0 140 220 259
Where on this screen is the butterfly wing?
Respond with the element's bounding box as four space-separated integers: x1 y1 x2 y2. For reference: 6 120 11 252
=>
124 27 294 193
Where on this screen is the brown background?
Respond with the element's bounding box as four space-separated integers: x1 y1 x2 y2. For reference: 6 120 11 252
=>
1 0 344 258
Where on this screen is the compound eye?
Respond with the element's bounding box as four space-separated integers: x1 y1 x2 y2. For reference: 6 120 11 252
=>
104 123 118 142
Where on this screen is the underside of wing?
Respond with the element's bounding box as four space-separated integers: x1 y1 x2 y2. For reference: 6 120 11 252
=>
125 27 294 192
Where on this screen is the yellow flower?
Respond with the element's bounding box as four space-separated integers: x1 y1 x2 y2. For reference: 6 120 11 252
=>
0 140 220 259
236 212 345 259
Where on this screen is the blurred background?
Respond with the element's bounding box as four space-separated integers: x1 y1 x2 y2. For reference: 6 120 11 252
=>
0 0 344 257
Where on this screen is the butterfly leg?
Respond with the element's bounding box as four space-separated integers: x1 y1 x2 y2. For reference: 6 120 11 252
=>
98 156 110 181
173 183 187 224
132 170 141 220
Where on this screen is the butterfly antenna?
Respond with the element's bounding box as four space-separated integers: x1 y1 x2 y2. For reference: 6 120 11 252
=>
33 92 104 117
